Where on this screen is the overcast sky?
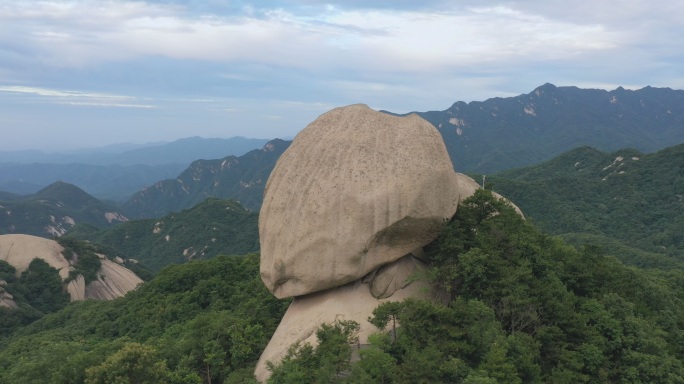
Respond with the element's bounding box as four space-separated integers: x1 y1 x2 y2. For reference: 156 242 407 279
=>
1 0 682 151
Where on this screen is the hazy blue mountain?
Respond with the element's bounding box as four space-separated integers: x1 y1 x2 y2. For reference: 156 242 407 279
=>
0 163 186 201
0 136 271 166
0 181 128 237
0 191 20 201
0 180 43 196
122 139 290 218
0 136 272 201
399 83 684 173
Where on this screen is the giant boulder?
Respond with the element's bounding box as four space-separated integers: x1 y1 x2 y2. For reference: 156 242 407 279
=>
259 104 462 298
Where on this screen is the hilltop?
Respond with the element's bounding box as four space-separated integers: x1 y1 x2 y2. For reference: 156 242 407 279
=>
489 142 684 268
0 181 128 237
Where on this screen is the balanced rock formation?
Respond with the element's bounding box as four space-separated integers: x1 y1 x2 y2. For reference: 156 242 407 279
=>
259 104 462 299
255 104 493 381
0 234 143 302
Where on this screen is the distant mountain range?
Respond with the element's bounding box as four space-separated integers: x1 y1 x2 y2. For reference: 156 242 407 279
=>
3 83 684 231
0 136 271 201
0 181 128 237
121 139 290 218
403 83 684 173
0 163 186 201
0 136 271 166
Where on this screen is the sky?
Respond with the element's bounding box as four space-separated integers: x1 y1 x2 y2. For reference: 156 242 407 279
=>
0 0 682 151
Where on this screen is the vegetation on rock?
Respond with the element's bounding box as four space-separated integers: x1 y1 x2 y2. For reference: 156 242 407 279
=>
267 190 684 383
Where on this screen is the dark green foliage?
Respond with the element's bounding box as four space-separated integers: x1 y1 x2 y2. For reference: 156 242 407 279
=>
0 260 43 335
84 342 172 384
0 253 288 384
57 237 102 284
267 320 360 383
17 258 70 314
272 190 684 383
490 143 684 268
66 198 259 273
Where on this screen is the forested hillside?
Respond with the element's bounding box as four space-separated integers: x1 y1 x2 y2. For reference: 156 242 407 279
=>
3 192 684 383
0 181 128 237
488 143 684 268
122 139 290 218
0 254 288 384
66 198 259 273
267 191 684 383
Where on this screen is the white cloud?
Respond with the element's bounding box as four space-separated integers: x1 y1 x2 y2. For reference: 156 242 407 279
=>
56 101 158 108
0 85 157 108
0 85 133 99
0 0 682 150
0 1 629 72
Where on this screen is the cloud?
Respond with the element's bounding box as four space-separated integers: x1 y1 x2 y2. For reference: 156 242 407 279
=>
0 85 158 108
0 1 625 73
0 85 133 99
0 0 682 150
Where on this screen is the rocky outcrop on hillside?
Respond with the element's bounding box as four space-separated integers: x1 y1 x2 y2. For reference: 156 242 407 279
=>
255 105 501 381
0 279 18 309
0 234 142 302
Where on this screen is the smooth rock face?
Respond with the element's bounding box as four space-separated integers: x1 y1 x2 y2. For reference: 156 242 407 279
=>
85 259 143 300
0 234 70 279
370 254 424 299
259 104 462 298
0 234 142 302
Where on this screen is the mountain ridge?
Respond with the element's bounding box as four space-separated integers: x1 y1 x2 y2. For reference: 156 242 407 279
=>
121 139 290 218
397 83 684 172
0 181 128 237
489 141 684 266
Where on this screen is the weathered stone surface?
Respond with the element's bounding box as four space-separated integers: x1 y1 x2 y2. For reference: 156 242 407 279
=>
254 256 435 382
0 234 142 303
85 259 143 301
370 254 424 299
0 234 70 279
0 280 18 309
259 104 462 298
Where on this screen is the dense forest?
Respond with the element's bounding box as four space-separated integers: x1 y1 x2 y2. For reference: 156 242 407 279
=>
488 143 684 269
267 191 684 383
0 254 288 383
66 198 259 273
3 191 684 383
